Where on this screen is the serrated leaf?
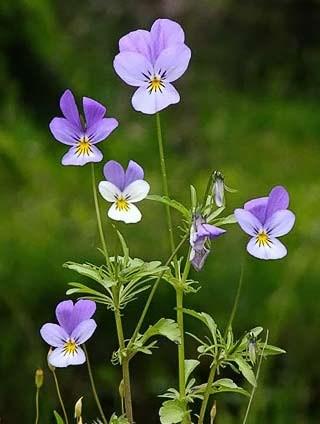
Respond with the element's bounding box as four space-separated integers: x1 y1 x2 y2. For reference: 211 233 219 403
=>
234 358 256 387
53 411 64 424
185 359 200 383
159 400 185 424
143 318 181 343
194 378 250 398
147 194 190 218
183 308 217 340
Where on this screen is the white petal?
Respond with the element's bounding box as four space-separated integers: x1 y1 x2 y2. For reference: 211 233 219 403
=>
247 237 287 260
108 203 142 224
131 83 180 114
98 181 121 202
265 210 295 237
123 180 150 202
48 346 86 368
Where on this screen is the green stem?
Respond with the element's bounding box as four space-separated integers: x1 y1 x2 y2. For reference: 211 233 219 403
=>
198 264 245 424
242 330 269 424
35 388 40 424
83 345 108 424
52 370 69 424
155 113 179 274
91 164 133 422
128 234 189 348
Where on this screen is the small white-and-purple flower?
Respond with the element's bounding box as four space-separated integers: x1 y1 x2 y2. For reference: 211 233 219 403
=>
40 300 96 367
49 89 118 166
190 214 226 271
113 18 191 114
234 185 295 260
98 160 150 224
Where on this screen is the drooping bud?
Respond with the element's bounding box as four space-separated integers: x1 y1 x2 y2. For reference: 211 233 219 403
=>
210 400 217 423
213 171 225 207
47 348 55 372
74 396 83 423
35 368 44 389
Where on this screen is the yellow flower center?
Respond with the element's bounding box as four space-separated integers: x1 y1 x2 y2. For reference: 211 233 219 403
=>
256 231 271 247
63 339 78 356
115 196 130 211
76 136 92 156
148 75 165 93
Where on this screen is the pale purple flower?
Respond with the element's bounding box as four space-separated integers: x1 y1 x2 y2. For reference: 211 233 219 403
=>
190 214 226 271
113 18 191 114
234 186 295 260
98 160 150 224
49 89 118 166
40 300 96 367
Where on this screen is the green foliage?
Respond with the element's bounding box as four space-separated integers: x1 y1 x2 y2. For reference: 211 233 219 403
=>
109 414 130 424
159 399 185 424
53 411 64 424
146 195 191 219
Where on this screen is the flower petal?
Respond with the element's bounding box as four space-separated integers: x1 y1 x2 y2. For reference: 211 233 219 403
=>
119 29 153 61
190 247 210 272
125 160 144 186
113 51 153 86
265 186 290 220
244 197 268 224
49 117 81 145
71 319 97 344
55 300 74 333
200 224 226 239
150 19 185 59
59 89 81 129
234 208 262 236
123 180 150 202
154 44 191 82
48 346 86 368
86 118 119 144
132 82 180 114
40 323 68 347
98 181 121 202
71 300 96 330
265 210 295 237
61 145 103 166
83 97 106 128
247 236 287 260
108 202 142 224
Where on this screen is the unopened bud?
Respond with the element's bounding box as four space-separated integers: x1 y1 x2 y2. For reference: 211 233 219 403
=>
35 368 44 389
213 171 225 207
47 348 55 372
210 400 217 423
74 396 83 420
119 379 125 399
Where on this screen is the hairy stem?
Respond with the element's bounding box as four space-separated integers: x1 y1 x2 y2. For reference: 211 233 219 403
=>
91 164 133 422
242 331 269 424
83 345 108 424
198 264 245 424
52 370 69 424
128 233 189 348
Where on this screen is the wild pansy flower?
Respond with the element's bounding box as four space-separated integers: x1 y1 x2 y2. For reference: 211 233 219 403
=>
40 300 96 367
113 18 191 114
49 89 118 166
234 185 295 260
190 214 226 271
98 160 150 224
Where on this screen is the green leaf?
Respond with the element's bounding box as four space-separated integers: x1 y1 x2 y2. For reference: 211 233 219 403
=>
143 318 181 344
147 194 190 218
206 206 225 222
261 344 286 356
234 358 256 387
183 308 217 341
159 400 185 424
193 378 250 398
190 185 197 210
214 213 237 225
109 413 130 424
185 359 200 383
53 411 65 424
116 231 129 264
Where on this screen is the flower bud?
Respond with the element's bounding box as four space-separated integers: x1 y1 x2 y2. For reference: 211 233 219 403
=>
47 348 55 372
35 368 44 389
213 171 225 207
74 396 83 423
210 400 217 423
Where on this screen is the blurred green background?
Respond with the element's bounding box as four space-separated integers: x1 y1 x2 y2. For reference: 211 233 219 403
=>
1 0 319 422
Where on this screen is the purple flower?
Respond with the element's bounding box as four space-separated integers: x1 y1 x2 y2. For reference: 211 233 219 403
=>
40 300 96 367
98 160 150 224
49 89 118 166
113 18 191 114
234 186 295 260
190 214 226 271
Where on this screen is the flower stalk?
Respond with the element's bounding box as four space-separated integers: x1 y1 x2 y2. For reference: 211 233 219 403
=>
91 164 133 423
51 369 69 424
